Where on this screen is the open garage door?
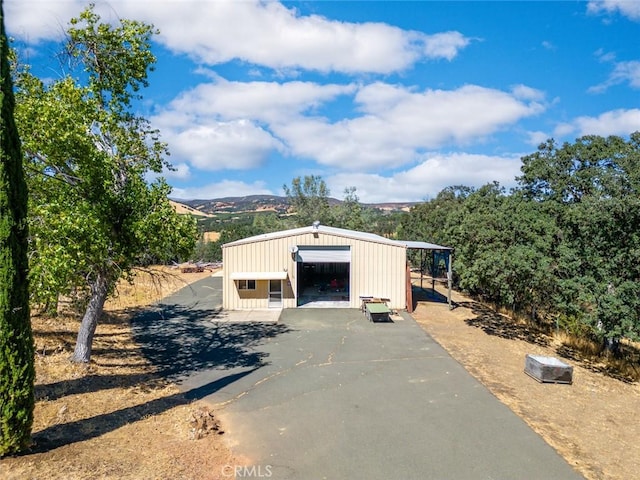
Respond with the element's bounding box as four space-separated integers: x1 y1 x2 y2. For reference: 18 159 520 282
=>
296 246 351 263
296 246 350 307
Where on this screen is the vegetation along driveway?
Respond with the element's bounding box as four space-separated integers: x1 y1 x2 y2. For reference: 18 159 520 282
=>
134 276 583 479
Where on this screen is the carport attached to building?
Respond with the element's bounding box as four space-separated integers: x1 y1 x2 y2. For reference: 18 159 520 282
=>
222 224 451 311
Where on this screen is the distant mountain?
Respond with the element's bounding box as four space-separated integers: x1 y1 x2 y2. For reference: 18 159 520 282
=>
170 195 416 215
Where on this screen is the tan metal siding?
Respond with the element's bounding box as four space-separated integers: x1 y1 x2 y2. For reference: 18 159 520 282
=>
223 231 407 310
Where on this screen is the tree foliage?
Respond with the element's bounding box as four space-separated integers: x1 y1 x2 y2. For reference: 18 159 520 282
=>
283 175 332 227
402 133 640 351
0 0 35 455
14 5 197 362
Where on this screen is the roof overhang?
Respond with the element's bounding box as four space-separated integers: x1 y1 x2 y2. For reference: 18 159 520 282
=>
402 241 452 250
230 271 288 280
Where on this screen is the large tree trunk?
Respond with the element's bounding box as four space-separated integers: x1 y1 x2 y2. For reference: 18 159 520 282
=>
71 272 110 363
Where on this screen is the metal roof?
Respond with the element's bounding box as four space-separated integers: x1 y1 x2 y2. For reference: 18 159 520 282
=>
401 240 452 251
223 224 451 250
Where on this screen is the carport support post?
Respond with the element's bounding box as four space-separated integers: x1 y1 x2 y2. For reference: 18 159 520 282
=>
447 251 453 309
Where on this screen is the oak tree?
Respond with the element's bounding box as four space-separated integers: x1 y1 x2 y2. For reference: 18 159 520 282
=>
14 5 197 362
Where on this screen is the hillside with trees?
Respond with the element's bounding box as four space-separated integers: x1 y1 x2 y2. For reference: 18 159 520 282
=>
191 175 406 262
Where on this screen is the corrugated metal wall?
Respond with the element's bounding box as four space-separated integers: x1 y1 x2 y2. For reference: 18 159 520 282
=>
223 231 407 310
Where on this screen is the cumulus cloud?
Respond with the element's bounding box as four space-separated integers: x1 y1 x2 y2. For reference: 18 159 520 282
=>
140 1 471 73
7 0 472 74
422 31 472 60
170 180 273 200
511 84 546 102
161 78 356 124
157 119 284 171
587 0 640 21
151 79 358 169
4 0 80 43
327 152 523 203
154 78 545 174
554 109 640 138
276 83 545 170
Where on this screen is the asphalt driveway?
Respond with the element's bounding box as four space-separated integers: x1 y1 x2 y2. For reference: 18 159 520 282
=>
134 276 583 479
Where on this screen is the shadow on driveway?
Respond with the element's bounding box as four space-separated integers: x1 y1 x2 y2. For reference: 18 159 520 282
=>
29 278 291 454
132 303 290 379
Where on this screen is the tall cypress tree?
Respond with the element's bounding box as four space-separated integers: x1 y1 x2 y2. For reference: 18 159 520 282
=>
0 0 35 456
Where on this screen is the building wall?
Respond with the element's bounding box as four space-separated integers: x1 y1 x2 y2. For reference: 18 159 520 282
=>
223 230 407 310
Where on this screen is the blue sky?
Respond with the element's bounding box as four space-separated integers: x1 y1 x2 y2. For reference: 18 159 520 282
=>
6 1 640 203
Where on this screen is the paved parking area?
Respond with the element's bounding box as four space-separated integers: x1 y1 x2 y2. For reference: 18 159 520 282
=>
154 277 582 479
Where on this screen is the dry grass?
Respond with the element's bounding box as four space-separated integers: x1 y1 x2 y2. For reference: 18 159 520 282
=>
1 266 235 480
554 332 640 383
202 231 221 243
412 283 640 480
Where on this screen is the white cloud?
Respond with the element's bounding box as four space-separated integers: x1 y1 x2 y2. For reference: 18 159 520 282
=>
170 180 273 200
511 84 546 102
526 131 552 147
162 78 356 124
4 0 81 43
157 79 545 174
327 152 522 203
588 1 640 21
163 162 191 180
554 109 640 138
277 83 545 170
159 119 284 171
589 60 640 93
7 0 472 74
151 79 357 169
422 31 472 61
141 1 471 73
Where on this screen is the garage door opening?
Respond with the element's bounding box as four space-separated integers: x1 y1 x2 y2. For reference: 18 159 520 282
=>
296 246 350 307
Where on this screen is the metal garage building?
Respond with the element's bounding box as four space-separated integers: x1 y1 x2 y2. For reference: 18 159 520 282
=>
222 223 451 311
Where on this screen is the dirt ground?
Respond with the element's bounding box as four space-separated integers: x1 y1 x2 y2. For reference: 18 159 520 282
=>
1 266 238 480
3 270 638 480
411 283 640 480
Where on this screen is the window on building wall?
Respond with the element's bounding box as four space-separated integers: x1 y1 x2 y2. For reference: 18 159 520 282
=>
238 279 256 290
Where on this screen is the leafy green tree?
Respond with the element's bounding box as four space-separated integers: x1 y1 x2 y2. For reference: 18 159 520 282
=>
332 186 366 231
14 6 197 362
401 182 557 320
253 212 290 233
366 210 403 238
0 0 35 455
399 185 472 274
219 224 263 245
519 134 640 348
283 175 332 227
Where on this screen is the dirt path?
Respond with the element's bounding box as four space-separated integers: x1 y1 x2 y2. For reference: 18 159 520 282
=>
411 285 640 480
